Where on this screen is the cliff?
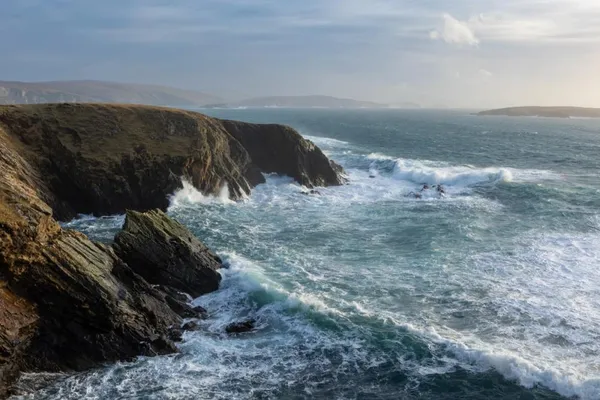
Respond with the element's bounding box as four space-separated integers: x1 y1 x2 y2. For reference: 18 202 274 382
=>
476 106 600 118
0 103 344 221
0 103 344 397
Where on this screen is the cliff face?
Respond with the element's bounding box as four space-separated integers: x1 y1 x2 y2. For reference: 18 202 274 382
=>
221 120 345 188
0 126 188 397
0 104 343 221
0 103 344 397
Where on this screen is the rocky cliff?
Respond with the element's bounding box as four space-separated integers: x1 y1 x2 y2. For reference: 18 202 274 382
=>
0 103 344 221
0 103 344 397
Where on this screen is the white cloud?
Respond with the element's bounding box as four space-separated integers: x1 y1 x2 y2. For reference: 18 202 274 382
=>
430 13 479 46
479 68 493 77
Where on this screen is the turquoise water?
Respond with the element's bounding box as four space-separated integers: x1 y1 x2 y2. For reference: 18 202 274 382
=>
27 110 600 399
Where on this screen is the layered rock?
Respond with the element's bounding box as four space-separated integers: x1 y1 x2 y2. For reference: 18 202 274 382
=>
221 120 345 188
0 103 344 397
114 210 222 297
0 126 184 397
0 103 344 221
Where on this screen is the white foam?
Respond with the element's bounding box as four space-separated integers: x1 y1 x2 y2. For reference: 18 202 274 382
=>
169 179 234 209
392 159 513 186
366 152 395 161
303 135 350 148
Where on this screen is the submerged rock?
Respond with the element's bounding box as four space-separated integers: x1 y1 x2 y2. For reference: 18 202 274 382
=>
301 189 321 196
182 321 201 332
114 209 222 298
225 319 256 334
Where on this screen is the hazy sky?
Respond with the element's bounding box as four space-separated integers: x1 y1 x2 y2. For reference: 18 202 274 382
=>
2 0 600 107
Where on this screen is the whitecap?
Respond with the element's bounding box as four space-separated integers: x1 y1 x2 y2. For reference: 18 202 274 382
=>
169 179 235 209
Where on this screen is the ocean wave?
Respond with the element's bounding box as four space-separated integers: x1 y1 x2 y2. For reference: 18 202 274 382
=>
391 159 512 186
363 153 563 188
217 253 600 399
303 135 350 148
169 179 236 209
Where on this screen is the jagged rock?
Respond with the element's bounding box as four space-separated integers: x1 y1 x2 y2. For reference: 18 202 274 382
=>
221 120 346 188
114 209 222 298
0 103 345 397
182 321 201 331
225 319 256 334
0 127 182 398
168 327 183 342
192 305 208 316
301 189 321 196
0 103 344 221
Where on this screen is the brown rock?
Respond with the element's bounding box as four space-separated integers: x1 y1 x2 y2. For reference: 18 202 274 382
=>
0 103 344 221
113 209 222 298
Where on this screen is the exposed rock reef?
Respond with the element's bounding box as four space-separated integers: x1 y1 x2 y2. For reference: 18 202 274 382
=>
0 103 345 398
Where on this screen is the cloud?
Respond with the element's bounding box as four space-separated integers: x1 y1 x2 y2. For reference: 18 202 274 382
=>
430 13 479 46
479 68 493 77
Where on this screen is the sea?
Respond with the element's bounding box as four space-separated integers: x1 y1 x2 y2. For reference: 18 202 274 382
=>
19 109 600 399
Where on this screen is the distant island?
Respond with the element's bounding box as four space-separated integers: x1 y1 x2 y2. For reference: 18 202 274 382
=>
477 106 600 119
0 80 223 107
208 95 389 109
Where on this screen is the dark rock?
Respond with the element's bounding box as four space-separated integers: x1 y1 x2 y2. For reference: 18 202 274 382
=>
0 103 344 221
0 103 345 395
182 321 201 331
168 327 183 342
165 295 197 319
225 319 256 334
149 336 178 355
192 305 207 315
157 285 198 318
221 120 346 189
114 209 222 298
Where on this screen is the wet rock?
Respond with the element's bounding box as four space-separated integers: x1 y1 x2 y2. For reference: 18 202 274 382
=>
182 321 201 331
301 189 321 196
168 327 183 342
114 209 223 298
0 103 345 395
192 305 208 318
0 103 345 220
221 120 346 189
225 319 256 334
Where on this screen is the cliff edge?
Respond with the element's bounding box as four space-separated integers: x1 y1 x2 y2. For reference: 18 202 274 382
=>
0 103 344 397
0 103 345 221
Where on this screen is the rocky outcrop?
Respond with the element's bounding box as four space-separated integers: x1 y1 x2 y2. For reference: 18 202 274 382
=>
114 210 222 298
0 126 189 397
0 103 344 221
0 103 344 397
221 120 346 188
225 319 256 335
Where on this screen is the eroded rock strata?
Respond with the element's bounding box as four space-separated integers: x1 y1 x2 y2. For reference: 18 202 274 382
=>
0 103 345 398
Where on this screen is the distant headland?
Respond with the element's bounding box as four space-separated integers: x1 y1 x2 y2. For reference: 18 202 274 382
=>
476 106 600 119
0 80 391 109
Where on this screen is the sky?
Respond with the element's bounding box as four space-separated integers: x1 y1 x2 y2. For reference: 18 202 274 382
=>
1 0 600 108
